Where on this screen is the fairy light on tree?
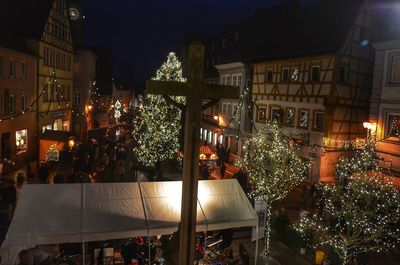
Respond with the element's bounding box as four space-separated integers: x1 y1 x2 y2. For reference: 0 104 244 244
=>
132 52 186 167
295 147 400 265
237 122 308 256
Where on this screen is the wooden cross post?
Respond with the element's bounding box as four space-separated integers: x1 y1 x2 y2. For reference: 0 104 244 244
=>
147 42 240 265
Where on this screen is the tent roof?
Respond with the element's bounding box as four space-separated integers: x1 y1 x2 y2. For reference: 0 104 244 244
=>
1 179 257 250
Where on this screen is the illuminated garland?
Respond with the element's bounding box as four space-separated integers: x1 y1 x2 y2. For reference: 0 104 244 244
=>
132 52 186 167
295 147 400 265
237 121 308 256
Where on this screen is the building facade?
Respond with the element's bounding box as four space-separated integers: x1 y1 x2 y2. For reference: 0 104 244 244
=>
251 0 374 182
0 46 38 175
72 49 97 141
369 39 400 175
33 0 74 134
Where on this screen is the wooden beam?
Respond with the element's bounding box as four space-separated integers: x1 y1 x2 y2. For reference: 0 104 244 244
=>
147 80 188 96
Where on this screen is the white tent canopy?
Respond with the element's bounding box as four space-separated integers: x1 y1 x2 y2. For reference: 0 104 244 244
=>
1 179 258 263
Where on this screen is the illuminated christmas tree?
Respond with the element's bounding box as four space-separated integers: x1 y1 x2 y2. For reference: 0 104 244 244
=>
295 148 400 265
237 122 308 256
132 52 186 167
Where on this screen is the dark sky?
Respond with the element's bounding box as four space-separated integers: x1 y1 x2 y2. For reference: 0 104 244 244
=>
82 0 317 88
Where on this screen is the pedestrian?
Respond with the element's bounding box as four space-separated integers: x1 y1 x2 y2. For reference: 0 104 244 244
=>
220 163 226 179
38 163 49 184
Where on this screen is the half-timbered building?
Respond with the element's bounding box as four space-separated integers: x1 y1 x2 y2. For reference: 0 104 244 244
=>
251 0 374 182
1 0 75 163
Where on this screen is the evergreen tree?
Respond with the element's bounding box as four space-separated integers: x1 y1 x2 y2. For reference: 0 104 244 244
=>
132 52 186 167
295 148 400 265
237 122 308 256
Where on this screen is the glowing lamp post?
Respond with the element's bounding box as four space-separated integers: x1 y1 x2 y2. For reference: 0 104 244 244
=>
68 138 75 150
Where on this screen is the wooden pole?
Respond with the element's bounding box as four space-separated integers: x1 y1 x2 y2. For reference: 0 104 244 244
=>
178 42 204 265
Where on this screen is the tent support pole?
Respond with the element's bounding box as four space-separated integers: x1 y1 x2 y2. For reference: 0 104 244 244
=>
254 224 259 265
82 242 85 265
148 236 151 265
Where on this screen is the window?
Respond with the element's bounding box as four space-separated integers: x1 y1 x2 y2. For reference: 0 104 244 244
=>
63 121 69 131
221 76 226 85
56 52 60 68
313 111 325 130
222 103 227 114
66 55 71 71
21 94 26 111
237 75 242 86
44 47 49 65
227 104 232 115
0 56 3 77
9 95 15 113
311 66 320 82
339 65 348 83
9 58 15 79
291 67 299 82
282 68 289 82
15 129 28 155
386 114 400 138
391 56 400 83
21 62 27 80
231 104 237 115
285 108 295 127
266 69 273 82
270 106 282 123
225 75 230 85
232 75 237 86
50 49 54 66
42 124 52 133
257 107 267 122
74 91 81 105
298 109 310 129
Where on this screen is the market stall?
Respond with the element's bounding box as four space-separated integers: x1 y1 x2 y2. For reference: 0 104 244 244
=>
1 179 258 264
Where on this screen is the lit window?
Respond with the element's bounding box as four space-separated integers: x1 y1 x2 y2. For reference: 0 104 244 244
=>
282 68 289 82
291 67 299 82
386 114 400 138
285 108 295 126
298 110 309 129
15 129 28 155
270 107 281 123
42 124 52 133
311 66 320 82
257 107 267 122
63 121 69 131
391 56 400 83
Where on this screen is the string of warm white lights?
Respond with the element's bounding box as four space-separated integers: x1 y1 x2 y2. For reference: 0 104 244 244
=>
132 52 186 167
295 146 400 265
236 121 308 256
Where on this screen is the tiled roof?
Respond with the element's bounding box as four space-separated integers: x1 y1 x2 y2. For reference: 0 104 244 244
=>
209 0 365 65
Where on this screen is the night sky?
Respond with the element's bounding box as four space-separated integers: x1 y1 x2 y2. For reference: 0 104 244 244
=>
82 0 317 88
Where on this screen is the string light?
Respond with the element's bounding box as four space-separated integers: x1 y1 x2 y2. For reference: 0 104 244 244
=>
236 121 308 256
295 146 400 265
132 52 186 167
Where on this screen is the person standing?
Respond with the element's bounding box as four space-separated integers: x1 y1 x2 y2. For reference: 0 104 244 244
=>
38 164 49 184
